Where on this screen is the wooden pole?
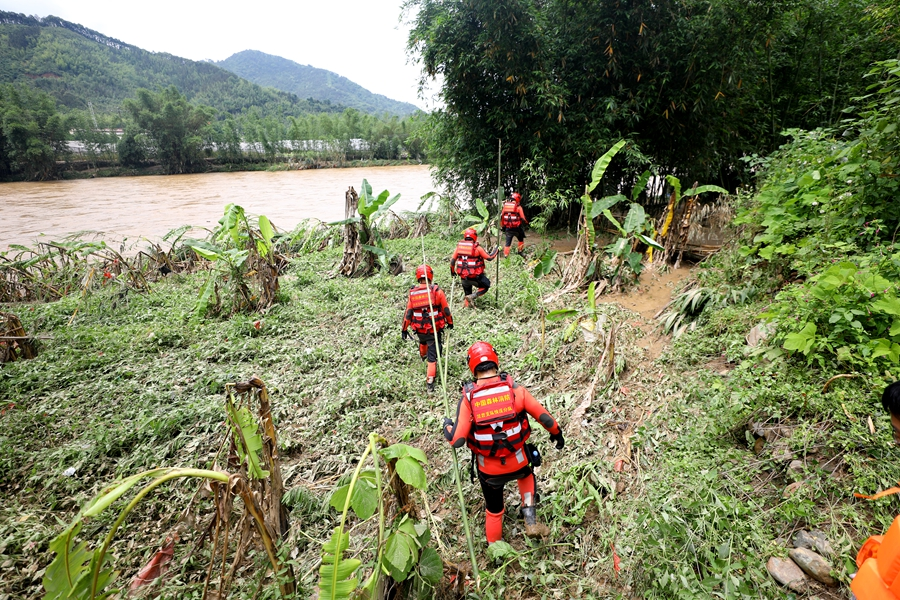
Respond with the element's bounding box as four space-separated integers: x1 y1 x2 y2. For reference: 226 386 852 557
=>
495 139 501 304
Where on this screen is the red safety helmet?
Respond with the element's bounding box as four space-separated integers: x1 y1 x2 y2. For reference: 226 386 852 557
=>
467 341 499 374
511 192 522 203
415 264 433 281
463 227 478 242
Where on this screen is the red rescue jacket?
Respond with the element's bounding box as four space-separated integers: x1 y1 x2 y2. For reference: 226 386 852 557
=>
852 515 900 599
452 241 485 278
444 374 561 476
500 201 525 228
402 283 452 335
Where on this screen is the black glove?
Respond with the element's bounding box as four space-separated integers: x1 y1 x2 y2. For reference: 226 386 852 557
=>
443 418 454 440
550 431 565 450
446 323 454 329
402 330 410 342
443 417 454 429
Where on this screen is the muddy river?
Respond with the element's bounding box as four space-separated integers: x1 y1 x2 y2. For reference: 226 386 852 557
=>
0 165 438 250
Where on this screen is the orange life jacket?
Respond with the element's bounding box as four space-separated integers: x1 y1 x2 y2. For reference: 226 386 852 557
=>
455 241 485 278
406 284 445 334
463 374 531 458
500 201 522 228
853 515 900 599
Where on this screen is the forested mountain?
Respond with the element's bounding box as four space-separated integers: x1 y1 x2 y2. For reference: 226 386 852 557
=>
0 11 344 118
216 50 420 116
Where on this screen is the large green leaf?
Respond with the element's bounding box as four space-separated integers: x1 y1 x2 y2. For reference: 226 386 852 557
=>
372 193 401 221
683 184 729 197
486 540 517 562
395 456 427 489
665 175 682 205
318 527 360 600
589 195 627 220
418 547 443 585
871 295 900 316
475 198 489 220
381 443 428 464
627 251 644 275
222 203 246 246
226 401 269 479
623 203 647 234
194 270 218 318
602 209 626 235
185 239 224 262
637 234 665 251
44 525 92 600
632 170 652 201
258 215 274 257
383 531 416 582
587 140 627 193
783 322 817 355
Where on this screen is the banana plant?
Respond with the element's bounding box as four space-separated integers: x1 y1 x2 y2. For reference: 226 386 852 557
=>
546 281 607 342
461 197 498 242
43 378 296 600
184 204 279 317
330 179 401 273
318 434 441 600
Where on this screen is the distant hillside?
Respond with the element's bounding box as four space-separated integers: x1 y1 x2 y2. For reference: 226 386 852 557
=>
0 12 344 117
216 50 421 116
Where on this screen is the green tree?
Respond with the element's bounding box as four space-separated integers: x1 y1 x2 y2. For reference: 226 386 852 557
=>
0 84 72 180
406 0 899 212
123 86 215 174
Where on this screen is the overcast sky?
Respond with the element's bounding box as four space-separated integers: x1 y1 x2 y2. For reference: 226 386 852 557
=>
1 0 439 110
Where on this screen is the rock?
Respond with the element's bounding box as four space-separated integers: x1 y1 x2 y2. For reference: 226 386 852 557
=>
754 438 767 454
747 323 773 347
788 460 804 474
616 480 626 493
766 556 809 592
789 548 836 586
783 481 805 498
797 530 834 556
771 445 794 462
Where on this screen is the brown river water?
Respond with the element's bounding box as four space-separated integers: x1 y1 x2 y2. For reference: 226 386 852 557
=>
0 165 438 250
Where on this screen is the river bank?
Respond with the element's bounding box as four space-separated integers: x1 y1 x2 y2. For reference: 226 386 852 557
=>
51 157 428 181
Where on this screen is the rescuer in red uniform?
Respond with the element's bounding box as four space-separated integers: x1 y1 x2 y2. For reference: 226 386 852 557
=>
450 228 497 308
402 264 453 393
500 192 529 257
850 381 900 599
442 341 564 543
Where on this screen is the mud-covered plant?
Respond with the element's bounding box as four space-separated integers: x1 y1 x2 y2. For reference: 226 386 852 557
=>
333 180 404 276
43 377 295 600
317 433 441 600
184 203 280 317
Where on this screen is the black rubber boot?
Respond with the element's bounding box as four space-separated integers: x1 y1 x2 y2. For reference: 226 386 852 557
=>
522 506 550 538
426 378 435 394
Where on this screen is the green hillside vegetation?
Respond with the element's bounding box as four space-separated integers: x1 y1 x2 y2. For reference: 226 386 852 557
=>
217 50 422 116
0 12 343 118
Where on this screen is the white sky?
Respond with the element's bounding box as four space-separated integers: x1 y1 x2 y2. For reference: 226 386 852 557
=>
1 0 439 110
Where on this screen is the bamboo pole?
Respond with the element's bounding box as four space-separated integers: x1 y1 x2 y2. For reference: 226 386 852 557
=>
420 237 480 585
495 139 501 304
